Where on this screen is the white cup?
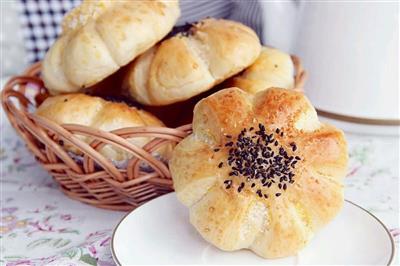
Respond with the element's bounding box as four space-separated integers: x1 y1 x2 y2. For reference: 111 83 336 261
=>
261 2 399 122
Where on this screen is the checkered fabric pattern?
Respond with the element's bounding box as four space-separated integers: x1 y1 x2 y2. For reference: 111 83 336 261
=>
18 0 81 63
18 0 263 63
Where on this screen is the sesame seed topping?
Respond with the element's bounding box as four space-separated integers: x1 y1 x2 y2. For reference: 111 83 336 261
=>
218 162 223 168
221 125 301 198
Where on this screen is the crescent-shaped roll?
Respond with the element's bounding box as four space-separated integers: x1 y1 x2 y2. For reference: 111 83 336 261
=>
42 0 180 95
123 18 261 106
227 47 295 94
36 93 172 162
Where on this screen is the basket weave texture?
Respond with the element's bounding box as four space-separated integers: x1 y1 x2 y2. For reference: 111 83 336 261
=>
1 56 306 211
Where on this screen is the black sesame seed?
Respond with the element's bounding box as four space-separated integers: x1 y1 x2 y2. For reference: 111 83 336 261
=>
264 194 268 198
275 193 281 197
251 183 255 188
225 142 234 147
283 184 287 190
214 148 220 152
290 143 297 152
249 127 254 131
225 135 232 139
274 140 278 146
218 162 223 168
275 128 280 134
295 156 301 160
238 182 245 193
280 132 284 137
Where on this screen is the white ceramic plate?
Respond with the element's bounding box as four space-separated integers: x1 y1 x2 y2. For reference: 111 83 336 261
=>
112 193 395 265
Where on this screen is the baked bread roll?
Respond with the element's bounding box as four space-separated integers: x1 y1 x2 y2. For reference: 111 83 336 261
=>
36 94 172 162
42 0 180 95
227 47 295 94
170 87 348 258
123 18 261 106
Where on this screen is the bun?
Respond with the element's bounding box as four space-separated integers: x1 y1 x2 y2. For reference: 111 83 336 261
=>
42 0 180 95
227 47 294 94
170 87 348 258
36 94 172 162
123 18 261 106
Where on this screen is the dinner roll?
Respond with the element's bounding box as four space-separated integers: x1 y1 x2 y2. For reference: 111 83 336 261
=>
170 87 348 258
42 0 180 95
36 94 172 162
227 47 295 94
123 18 261 106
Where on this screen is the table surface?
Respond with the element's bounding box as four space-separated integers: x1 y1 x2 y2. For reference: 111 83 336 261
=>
1 98 399 266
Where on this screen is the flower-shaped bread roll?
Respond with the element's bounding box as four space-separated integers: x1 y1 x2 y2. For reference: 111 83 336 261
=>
170 87 348 258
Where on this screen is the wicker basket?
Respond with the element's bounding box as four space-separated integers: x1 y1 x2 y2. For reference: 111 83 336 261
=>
1 56 306 211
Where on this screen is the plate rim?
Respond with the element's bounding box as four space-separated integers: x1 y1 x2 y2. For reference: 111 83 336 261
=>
110 194 396 266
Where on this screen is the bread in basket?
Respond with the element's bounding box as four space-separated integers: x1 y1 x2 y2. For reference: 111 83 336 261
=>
1 51 306 210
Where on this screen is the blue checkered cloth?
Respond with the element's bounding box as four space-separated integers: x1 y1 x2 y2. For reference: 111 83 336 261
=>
18 0 264 63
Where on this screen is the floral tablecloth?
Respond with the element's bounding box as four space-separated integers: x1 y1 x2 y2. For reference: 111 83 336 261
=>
1 101 399 265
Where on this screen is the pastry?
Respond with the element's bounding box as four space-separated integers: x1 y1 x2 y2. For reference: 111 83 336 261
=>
36 93 172 162
170 87 348 258
227 47 295 94
123 18 261 106
42 0 180 95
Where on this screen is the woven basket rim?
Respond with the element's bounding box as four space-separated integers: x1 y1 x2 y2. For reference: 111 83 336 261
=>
0 55 306 211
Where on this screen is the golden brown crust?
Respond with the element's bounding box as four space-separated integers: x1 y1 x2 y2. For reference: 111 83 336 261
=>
227 47 295 94
124 18 261 106
170 87 348 258
36 93 172 161
42 0 180 95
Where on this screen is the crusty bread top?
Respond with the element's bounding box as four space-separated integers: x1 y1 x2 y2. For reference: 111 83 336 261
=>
42 0 180 95
228 47 295 94
36 93 170 161
123 18 261 106
170 87 348 258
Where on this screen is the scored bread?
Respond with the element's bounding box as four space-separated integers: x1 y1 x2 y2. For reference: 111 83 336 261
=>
227 47 295 94
170 87 348 258
36 94 172 162
123 18 261 106
42 0 180 95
